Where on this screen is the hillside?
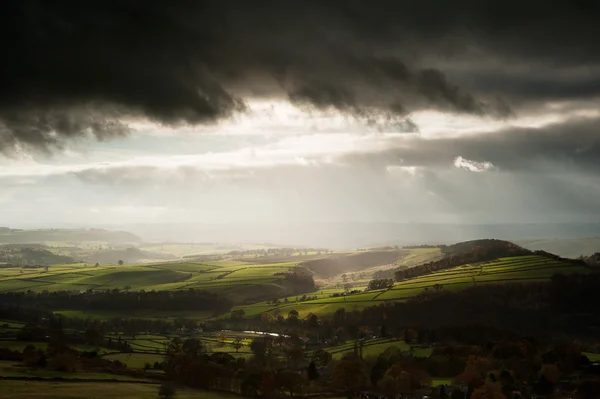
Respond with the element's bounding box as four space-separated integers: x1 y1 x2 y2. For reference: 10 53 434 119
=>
0 245 75 266
243 253 595 319
85 247 176 264
0 227 140 245
299 250 406 278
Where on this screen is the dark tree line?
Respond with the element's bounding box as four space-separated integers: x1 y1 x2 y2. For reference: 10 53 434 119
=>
330 273 600 341
0 288 232 312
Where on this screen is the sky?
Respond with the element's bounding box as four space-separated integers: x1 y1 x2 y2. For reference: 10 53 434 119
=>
2 1 600 238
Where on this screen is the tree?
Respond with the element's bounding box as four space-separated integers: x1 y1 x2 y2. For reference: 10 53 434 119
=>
181 338 203 357
378 375 400 398
84 327 102 346
231 309 245 320
158 382 177 399
368 279 394 291
94 262 100 267
117 260 124 266
470 380 507 399
306 313 319 328
232 337 244 353
307 362 320 380
403 328 417 343
23 344 40 367
312 349 332 369
276 370 306 398
285 344 305 369
250 337 272 365
540 364 560 385
332 357 369 391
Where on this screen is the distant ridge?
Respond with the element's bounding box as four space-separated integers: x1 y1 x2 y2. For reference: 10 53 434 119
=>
0 227 140 244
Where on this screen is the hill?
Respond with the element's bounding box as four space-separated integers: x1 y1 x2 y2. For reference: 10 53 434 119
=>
0 245 75 266
518 237 600 258
0 227 140 245
232 240 595 319
85 247 176 264
299 250 406 278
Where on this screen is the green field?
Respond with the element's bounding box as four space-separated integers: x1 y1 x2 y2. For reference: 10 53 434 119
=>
319 337 435 360
0 260 297 296
584 352 600 362
0 380 240 399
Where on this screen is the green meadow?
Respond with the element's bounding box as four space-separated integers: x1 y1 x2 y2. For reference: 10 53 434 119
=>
0 260 297 294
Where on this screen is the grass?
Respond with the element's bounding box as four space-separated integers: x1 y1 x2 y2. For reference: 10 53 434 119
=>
584 352 600 362
431 378 454 387
0 360 149 381
0 380 241 399
0 260 296 313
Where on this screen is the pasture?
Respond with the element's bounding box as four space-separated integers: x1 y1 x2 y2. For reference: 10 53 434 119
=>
0 260 298 297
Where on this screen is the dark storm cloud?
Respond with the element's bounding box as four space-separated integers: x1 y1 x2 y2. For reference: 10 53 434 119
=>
2 0 600 152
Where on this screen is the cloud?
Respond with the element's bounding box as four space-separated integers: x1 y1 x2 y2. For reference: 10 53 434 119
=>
11 0 589 152
453 156 495 172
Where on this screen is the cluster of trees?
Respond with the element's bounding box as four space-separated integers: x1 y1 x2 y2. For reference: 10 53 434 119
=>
0 288 232 313
266 293 319 306
367 279 394 291
158 327 600 399
279 272 317 294
1 341 132 374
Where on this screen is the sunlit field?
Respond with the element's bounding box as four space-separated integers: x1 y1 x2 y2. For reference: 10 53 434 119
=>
0 260 298 294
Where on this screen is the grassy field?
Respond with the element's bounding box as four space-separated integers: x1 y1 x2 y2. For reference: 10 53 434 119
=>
0 380 241 399
320 337 434 360
584 352 600 362
0 259 297 295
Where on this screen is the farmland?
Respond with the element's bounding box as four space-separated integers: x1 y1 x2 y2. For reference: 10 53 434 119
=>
0 260 299 296
1 240 599 399
245 254 593 318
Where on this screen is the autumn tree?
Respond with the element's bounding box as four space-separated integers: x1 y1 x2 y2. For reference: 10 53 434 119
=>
22 344 40 367
332 356 369 391
470 380 507 399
